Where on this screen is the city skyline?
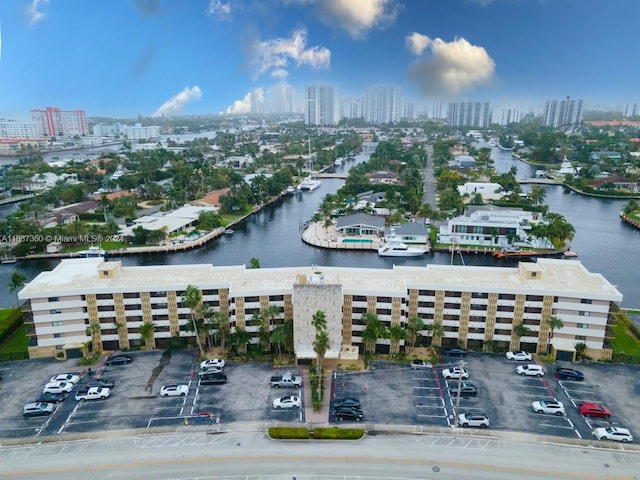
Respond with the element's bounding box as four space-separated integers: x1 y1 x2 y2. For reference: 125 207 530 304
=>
0 0 639 121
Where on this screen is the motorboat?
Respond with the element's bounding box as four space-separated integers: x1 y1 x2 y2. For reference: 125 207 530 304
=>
334 158 343 166
563 250 578 258
78 245 106 258
378 239 427 257
285 186 296 195
493 246 537 259
298 177 322 191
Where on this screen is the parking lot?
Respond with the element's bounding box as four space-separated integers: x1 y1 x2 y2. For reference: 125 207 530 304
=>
0 351 304 440
1 349 638 442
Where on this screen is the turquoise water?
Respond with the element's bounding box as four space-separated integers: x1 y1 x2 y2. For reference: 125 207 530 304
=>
342 238 373 244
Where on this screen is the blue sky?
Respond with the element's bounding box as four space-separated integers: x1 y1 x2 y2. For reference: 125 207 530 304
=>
0 0 638 120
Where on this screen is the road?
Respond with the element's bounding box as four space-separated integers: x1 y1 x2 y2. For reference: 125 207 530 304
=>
0 429 637 479
423 144 436 207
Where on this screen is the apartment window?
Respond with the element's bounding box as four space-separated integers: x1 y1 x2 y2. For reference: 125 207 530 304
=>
526 295 544 302
49 309 62 314
418 290 436 296
245 296 259 303
377 296 392 304
53 333 64 338
51 321 63 326
580 299 593 304
96 293 113 300
123 292 140 299
445 291 462 298
577 323 588 328
471 292 488 299
202 289 218 296
578 311 591 317
352 295 367 302
97 305 115 312
575 335 587 341
150 291 166 298
124 304 141 311
48 297 59 302
530 272 537 278
269 295 284 302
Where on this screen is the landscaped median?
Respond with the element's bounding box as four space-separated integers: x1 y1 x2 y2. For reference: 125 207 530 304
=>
268 427 365 440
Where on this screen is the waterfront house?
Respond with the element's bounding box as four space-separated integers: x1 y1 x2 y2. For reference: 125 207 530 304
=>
457 182 503 201
335 213 385 237
366 171 399 185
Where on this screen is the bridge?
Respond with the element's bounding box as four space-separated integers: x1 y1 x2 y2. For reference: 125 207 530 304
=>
314 173 348 179
517 178 564 185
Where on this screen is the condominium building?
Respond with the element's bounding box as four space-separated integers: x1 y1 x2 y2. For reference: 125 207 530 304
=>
19 258 622 363
0 120 40 139
30 107 88 137
341 97 364 119
542 97 584 128
364 86 402 124
304 85 340 126
447 101 491 127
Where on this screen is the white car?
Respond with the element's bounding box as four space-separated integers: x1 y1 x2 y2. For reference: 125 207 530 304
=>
410 359 433 370
199 358 225 370
516 364 544 377
160 384 189 397
273 395 301 409
458 412 489 428
75 386 111 401
593 427 633 443
506 351 533 361
442 367 469 380
43 381 75 394
532 399 565 416
50 373 81 384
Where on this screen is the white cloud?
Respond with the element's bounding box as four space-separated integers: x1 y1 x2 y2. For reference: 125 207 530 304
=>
26 0 48 26
407 35 496 96
152 86 202 117
248 28 330 81
315 0 399 40
405 32 430 56
223 88 265 114
206 0 232 21
271 68 289 79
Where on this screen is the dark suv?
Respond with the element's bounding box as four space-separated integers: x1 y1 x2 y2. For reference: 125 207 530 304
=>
200 372 227 384
555 368 584 381
333 397 360 409
448 382 478 397
333 406 363 422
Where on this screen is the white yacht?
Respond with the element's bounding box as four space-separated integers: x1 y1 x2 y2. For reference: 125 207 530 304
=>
78 245 106 258
298 177 322 191
334 158 343 166
378 231 428 257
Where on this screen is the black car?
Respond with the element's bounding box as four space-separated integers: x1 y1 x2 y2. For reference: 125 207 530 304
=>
448 382 478 397
200 372 227 384
333 397 361 409
105 355 133 366
87 378 115 389
555 368 585 381
333 406 363 422
36 392 67 403
442 348 467 357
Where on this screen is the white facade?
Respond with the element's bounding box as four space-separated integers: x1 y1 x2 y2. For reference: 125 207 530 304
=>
0 120 40 139
364 86 402 124
304 85 340 126
438 207 535 248
458 182 503 201
31 107 88 137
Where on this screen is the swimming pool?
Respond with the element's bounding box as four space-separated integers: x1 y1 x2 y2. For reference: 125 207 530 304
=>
342 238 373 244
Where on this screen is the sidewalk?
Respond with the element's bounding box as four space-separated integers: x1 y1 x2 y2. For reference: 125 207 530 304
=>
302 368 333 424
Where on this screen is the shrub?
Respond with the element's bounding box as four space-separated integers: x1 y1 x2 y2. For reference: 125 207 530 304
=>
80 351 100 366
312 428 365 440
268 427 309 439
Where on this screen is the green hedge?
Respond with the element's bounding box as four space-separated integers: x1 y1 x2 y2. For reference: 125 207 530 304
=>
0 309 23 344
269 427 310 439
312 428 365 440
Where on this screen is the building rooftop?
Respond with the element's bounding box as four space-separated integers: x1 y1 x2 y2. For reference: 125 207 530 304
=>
19 258 623 303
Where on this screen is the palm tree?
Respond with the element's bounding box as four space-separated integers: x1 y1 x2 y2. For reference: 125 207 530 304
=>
388 325 405 356
528 186 547 206
139 321 156 350
311 310 327 332
209 311 230 352
85 322 102 352
313 330 330 400
545 315 564 353
8 272 27 307
426 321 445 347
406 316 425 348
361 312 386 354
271 324 287 360
512 323 531 351
232 326 251 355
249 257 261 269
182 284 205 358
623 199 638 215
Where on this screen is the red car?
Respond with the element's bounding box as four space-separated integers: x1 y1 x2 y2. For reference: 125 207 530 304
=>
578 402 611 418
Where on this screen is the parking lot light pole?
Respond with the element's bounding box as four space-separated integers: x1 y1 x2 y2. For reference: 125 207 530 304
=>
454 359 464 427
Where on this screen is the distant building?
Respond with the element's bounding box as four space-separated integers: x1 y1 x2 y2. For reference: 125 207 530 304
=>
0 120 40 139
542 96 583 128
447 101 491 127
364 86 402 124
341 97 364 119
458 182 503 201
31 107 88 137
304 85 340 126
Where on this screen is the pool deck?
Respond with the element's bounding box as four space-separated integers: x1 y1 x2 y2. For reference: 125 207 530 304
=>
301 222 382 251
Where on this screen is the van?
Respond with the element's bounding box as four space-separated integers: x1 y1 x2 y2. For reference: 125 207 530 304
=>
200 372 227 385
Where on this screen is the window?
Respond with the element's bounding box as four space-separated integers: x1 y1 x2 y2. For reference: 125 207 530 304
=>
578 311 591 317
49 309 62 314
96 293 113 300
471 292 488 299
123 292 140 299
580 299 593 304
48 296 59 302
51 320 63 326
150 291 166 298
577 323 588 328
531 272 537 278
97 305 115 312
53 333 64 338
575 335 587 341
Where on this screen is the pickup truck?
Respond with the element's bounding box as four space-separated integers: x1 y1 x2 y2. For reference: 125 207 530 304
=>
75 386 111 401
270 373 302 388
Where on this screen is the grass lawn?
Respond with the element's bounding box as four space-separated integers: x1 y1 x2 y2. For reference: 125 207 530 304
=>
0 323 28 355
610 324 640 356
0 309 18 323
